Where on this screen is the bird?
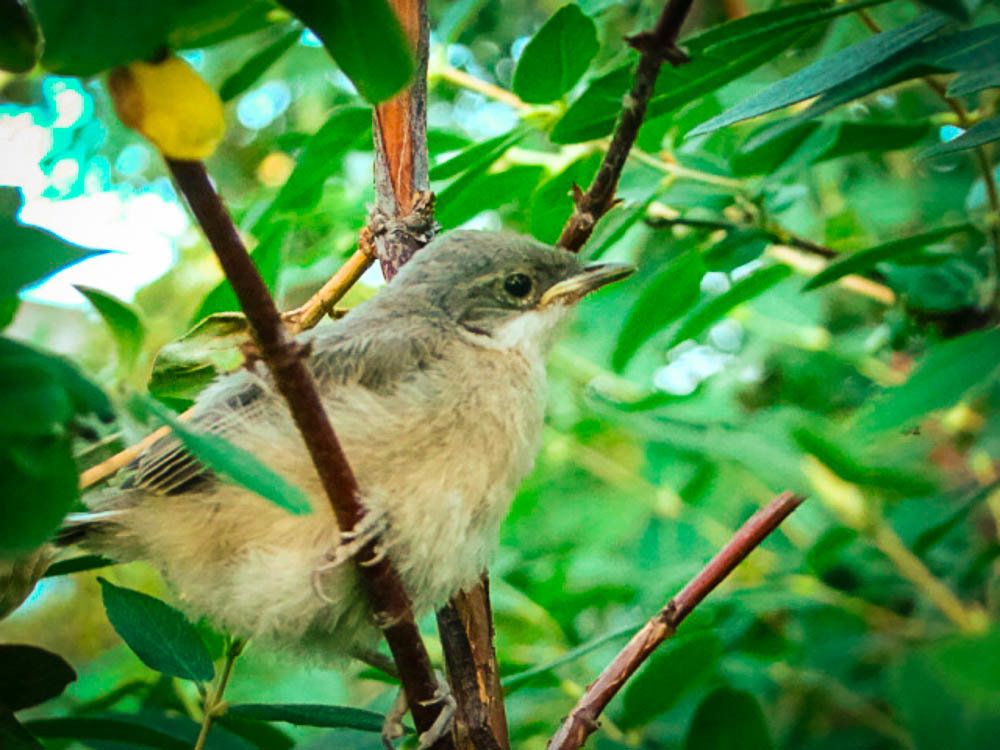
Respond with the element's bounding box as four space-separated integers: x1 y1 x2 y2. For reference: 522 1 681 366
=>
4 230 631 740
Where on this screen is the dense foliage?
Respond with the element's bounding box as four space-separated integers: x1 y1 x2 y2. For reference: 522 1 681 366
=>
1 0 999 748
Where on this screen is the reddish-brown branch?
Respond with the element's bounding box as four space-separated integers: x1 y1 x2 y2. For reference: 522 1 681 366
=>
164 158 452 749
557 0 695 252
547 491 806 750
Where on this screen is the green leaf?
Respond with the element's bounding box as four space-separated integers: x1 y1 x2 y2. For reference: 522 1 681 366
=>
792 426 936 496
667 264 791 349
689 13 948 136
530 152 602 243
702 229 771 271
914 0 972 23
274 0 413 103
0 0 39 73
220 28 301 102
613 250 705 371
811 120 932 163
167 0 276 50
259 107 372 224
0 435 78 553
429 128 526 181
549 64 633 144
732 120 822 176
859 328 1000 434
0 645 76 711
684 688 773 750
98 578 215 682
619 632 722 728
512 4 599 104
42 554 115 578
922 115 1000 158
686 0 887 54
0 218 107 300
150 313 251 400
948 64 1000 96
437 165 545 229
227 704 386 733
23 715 191 749
803 224 975 290
138 396 312 515
0 707 41 750
75 286 146 373
32 0 169 76
194 227 285 321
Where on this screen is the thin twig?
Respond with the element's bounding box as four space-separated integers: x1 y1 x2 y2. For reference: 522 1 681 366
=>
547 491 805 750
164 158 452 749
194 638 245 750
437 64 530 110
557 0 696 252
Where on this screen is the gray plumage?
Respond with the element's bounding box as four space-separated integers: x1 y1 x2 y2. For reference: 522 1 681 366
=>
43 231 631 657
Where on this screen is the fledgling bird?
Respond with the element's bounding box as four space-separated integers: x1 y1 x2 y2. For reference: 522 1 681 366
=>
49 230 632 663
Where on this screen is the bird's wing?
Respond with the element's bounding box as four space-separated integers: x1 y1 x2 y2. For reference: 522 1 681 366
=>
118 311 451 496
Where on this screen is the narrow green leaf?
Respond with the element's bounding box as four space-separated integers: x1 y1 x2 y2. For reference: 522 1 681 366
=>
429 128 526 181
921 115 1000 158
668 264 791 348
513 4 599 104
612 250 705 371
138 396 312 515
166 1 276 50
948 64 1000 96
0 217 107 299
437 165 545 229
259 107 371 223
194 226 285 321
689 13 948 136
32 0 169 76
0 0 39 73
792 426 936 496
686 0 888 54
812 121 932 163
859 328 1000 434
684 688 773 750
220 28 301 102
530 152 602 243
702 229 771 271
913 483 999 556
0 707 41 750
150 313 251 400
75 285 146 373
732 120 821 176
619 632 722 728
23 715 190 749
0 645 77 711
803 224 975 290
99 578 215 682
914 0 972 22
227 704 386 733
42 554 115 578
274 0 412 103
549 63 633 144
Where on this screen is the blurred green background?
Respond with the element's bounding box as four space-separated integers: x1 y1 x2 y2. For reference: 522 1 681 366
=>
1 0 999 748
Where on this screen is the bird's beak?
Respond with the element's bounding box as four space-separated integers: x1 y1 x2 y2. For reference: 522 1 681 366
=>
539 263 635 307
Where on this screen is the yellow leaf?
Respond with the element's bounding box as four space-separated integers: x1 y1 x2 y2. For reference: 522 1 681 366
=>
109 55 225 160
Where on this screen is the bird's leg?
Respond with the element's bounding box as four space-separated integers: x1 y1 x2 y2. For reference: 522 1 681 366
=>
311 509 389 602
379 672 456 750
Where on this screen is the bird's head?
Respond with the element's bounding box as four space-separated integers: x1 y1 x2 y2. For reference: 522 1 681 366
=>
389 230 633 352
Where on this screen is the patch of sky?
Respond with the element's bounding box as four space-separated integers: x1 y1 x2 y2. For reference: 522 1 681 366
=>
238 81 292 130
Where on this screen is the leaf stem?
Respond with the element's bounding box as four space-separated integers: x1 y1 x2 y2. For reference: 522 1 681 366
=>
194 638 245 750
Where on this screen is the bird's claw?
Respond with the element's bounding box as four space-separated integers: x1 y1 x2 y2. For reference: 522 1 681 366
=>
380 674 455 750
311 509 388 602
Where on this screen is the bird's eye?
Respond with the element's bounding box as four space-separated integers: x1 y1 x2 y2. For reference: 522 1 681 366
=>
503 273 533 298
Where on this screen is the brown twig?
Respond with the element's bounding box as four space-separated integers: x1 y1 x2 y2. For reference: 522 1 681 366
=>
164 158 452 749
557 0 695 252
547 491 806 750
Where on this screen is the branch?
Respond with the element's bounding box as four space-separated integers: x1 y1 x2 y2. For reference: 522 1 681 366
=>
547 491 806 750
557 0 696 252
164 158 452 749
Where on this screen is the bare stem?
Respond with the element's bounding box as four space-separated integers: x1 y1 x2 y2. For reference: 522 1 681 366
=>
194 638 245 750
547 491 805 750
557 0 696 252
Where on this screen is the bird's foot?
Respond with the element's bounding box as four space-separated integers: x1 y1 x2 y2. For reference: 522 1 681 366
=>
311 509 388 602
381 674 455 750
